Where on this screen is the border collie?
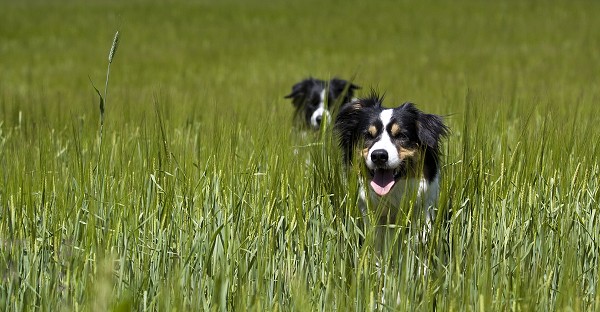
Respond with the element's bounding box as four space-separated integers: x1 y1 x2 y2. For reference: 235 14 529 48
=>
335 93 449 242
285 77 360 129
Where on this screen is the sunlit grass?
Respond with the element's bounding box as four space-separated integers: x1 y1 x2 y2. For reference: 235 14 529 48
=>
1 0 599 310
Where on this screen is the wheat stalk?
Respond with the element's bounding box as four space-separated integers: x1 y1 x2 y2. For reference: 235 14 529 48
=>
90 30 120 174
102 31 120 125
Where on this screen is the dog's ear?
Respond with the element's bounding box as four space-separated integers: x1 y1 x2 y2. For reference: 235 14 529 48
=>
335 100 365 163
417 112 449 150
330 78 360 96
284 81 306 100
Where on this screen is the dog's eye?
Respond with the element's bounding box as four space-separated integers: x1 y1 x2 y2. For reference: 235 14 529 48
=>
366 126 378 138
391 130 408 140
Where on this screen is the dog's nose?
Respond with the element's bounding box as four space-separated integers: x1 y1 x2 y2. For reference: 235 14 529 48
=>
315 115 322 125
371 149 388 165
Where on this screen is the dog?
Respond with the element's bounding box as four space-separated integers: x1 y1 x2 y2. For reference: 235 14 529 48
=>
334 92 449 249
284 77 360 129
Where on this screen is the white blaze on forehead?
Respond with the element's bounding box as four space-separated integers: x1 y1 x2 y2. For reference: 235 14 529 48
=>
319 89 326 105
310 89 328 128
366 109 401 169
379 109 393 127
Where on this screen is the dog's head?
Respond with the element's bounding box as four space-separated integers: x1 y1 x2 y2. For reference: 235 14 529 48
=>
285 77 360 129
335 93 448 196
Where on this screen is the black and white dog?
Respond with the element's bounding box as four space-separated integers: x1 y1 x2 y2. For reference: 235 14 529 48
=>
285 77 360 129
335 93 448 242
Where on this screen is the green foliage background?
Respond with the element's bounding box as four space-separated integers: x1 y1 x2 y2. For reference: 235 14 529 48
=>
1 0 599 310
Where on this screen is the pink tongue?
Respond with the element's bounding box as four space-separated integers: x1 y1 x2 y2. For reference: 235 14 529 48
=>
370 169 395 196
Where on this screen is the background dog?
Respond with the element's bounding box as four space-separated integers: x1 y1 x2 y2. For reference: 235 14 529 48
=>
285 77 360 129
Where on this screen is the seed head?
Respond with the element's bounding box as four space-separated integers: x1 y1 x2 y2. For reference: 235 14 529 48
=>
108 31 120 63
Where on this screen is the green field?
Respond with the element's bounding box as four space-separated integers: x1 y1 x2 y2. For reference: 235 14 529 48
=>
1 0 600 310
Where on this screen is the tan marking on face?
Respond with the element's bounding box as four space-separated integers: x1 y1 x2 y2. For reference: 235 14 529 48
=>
368 125 377 137
390 123 401 137
399 147 418 160
399 147 422 178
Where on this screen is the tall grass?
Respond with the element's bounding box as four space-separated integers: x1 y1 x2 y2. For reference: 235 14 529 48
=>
1 0 599 310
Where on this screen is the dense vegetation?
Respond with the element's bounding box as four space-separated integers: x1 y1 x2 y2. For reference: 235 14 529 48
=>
1 0 599 310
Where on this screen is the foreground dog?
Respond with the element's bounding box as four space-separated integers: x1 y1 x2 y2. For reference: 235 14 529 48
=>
335 93 448 242
285 77 360 129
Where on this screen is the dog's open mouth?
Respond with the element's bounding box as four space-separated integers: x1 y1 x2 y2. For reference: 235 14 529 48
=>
369 166 405 196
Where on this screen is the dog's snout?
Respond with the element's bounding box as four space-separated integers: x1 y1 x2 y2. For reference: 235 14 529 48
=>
371 149 388 165
315 115 322 125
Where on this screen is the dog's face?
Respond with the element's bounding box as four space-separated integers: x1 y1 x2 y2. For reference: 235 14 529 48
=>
335 94 448 196
285 78 360 129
